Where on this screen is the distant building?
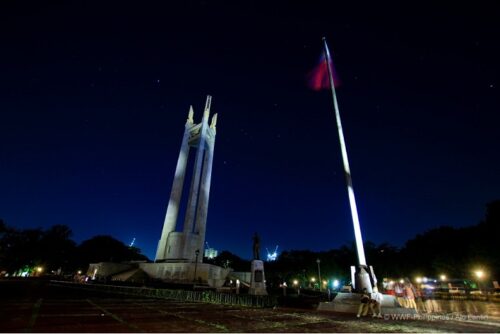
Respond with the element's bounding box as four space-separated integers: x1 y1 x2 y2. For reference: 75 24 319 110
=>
266 245 279 261
204 247 218 259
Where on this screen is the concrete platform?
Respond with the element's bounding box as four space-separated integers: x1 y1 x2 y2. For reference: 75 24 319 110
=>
318 292 417 315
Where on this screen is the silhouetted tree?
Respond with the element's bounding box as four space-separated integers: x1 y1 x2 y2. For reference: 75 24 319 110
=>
38 225 77 273
0 226 43 273
206 250 249 271
76 235 149 270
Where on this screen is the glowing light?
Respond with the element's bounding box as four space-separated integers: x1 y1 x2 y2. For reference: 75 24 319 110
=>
311 277 316 282
347 185 367 265
389 280 394 285
293 280 299 286
204 242 218 259
475 270 484 279
333 279 340 288
322 280 327 285
423 277 428 283
399 279 404 284
266 245 279 261
36 267 43 273
77 270 82 275
415 277 422 283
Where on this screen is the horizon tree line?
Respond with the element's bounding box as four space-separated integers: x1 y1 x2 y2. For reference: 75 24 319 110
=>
1 201 498 283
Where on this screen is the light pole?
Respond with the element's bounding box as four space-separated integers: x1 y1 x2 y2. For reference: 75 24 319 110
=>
316 259 322 291
293 279 300 295
193 249 200 283
475 270 485 292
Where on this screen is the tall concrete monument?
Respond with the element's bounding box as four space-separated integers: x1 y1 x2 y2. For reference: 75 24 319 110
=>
155 95 217 263
88 96 230 287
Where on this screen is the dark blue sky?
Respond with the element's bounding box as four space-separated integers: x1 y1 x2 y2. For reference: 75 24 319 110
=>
1 1 499 260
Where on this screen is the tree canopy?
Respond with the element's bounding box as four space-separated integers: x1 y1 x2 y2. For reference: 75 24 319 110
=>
1 200 498 281
0 224 149 275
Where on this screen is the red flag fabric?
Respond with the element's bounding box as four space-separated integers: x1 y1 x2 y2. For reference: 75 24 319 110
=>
307 53 341 91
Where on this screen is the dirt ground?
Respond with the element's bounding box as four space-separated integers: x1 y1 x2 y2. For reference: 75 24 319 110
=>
1 279 499 333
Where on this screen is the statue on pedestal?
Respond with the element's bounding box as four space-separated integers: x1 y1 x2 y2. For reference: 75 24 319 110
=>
249 232 267 296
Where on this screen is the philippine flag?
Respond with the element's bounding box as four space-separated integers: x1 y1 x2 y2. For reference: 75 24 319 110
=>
307 53 341 91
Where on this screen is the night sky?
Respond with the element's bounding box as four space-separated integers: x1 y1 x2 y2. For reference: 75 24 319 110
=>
1 2 499 261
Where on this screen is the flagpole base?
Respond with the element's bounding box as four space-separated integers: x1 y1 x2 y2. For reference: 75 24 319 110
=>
354 265 374 293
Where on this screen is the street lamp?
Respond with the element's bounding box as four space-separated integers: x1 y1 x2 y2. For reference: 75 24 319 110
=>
193 249 200 283
475 270 484 279
293 279 300 295
474 270 485 292
316 259 322 291
440 274 447 281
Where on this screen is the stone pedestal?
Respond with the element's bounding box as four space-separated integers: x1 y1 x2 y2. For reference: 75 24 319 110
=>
249 260 267 295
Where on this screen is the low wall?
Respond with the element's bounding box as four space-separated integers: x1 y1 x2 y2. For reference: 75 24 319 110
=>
87 262 231 288
49 280 277 308
319 292 500 317
139 263 231 288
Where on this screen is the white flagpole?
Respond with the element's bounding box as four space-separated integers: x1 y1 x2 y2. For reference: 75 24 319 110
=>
322 37 367 267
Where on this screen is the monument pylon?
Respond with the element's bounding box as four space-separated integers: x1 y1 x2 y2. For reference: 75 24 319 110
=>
155 95 217 263
88 97 229 287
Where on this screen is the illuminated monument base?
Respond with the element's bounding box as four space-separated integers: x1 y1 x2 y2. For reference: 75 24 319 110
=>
87 262 231 288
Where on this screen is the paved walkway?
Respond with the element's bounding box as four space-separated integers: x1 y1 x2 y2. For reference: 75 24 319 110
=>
1 280 499 332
